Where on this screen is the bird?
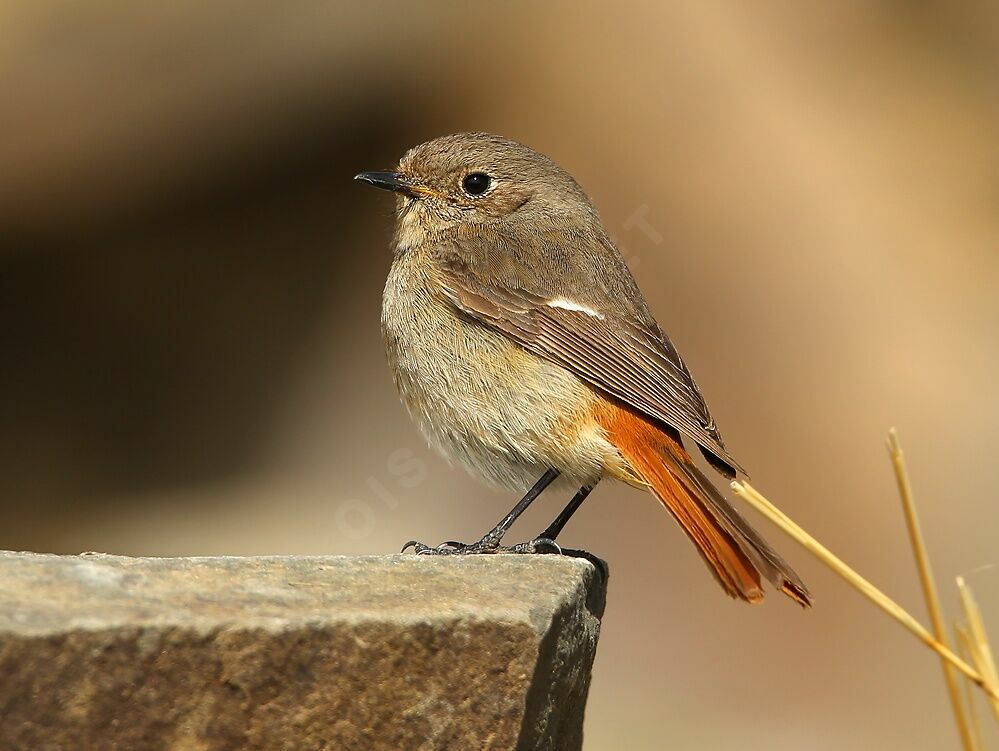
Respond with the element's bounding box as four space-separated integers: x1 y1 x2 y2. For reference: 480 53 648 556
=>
355 132 810 606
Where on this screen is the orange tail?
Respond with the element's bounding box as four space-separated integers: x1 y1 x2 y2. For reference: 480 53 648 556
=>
597 402 811 607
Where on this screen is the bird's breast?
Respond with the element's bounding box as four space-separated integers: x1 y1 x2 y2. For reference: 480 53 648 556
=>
380 248 617 491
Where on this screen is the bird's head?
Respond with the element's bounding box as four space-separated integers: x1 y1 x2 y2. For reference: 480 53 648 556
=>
355 132 597 250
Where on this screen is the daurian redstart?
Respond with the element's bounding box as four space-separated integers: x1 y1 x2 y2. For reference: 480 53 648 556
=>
356 133 810 606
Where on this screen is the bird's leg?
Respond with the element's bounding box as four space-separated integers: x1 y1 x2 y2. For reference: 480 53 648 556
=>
468 468 562 550
509 482 608 581
510 482 596 554
402 468 560 555
538 483 595 541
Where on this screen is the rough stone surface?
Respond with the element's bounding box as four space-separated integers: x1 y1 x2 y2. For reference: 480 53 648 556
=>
0 552 605 751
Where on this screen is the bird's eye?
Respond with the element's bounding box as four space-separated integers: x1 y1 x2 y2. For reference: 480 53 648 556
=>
461 172 492 197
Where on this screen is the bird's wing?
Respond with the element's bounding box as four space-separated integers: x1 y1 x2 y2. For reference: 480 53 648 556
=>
436 255 746 476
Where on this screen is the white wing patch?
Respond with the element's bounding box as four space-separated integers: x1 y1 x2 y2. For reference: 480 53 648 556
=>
546 298 605 319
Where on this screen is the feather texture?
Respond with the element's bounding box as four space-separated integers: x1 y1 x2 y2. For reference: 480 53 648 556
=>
435 246 746 476
595 400 811 605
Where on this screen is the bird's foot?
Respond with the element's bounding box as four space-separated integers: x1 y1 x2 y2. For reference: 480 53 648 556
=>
400 537 499 555
400 535 562 556
400 536 606 582
507 536 563 555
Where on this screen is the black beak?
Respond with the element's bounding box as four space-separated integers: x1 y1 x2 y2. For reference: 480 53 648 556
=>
354 171 416 196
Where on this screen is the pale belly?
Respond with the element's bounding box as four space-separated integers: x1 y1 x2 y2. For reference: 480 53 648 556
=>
381 255 621 492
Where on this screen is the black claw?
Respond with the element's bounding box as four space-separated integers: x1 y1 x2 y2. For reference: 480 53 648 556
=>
532 537 563 554
400 539 472 555
509 537 563 555
401 540 442 555
559 547 610 582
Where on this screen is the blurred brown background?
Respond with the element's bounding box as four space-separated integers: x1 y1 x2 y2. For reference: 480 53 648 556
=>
2 2 998 748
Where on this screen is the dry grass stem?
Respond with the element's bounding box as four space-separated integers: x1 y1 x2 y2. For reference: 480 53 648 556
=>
957 576 999 723
887 428 976 750
729 480 999 703
957 623 986 750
